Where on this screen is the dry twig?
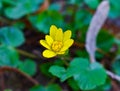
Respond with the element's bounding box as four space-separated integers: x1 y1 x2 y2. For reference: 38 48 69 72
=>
0 66 39 85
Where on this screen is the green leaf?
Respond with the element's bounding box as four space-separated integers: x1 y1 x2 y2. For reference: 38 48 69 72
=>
49 58 107 90
112 56 120 76
40 59 65 78
77 29 114 58
75 10 92 29
13 22 25 29
109 0 120 18
0 26 25 47
97 30 114 52
18 59 36 76
49 65 66 81
69 58 107 90
40 62 53 77
29 10 64 34
67 78 80 91
77 29 114 51
67 58 89 75
84 0 100 9
4 0 44 19
0 1 2 9
91 78 111 91
47 84 62 91
0 45 20 67
67 0 83 5
49 65 71 82
75 50 89 58
30 84 61 91
48 3 61 11
2 0 16 6
30 85 45 91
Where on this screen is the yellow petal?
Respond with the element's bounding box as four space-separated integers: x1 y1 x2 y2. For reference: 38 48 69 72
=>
55 28 63 41
45 35 53 46
57 51 65 54
63 30 71 42
50 25 58 39
43 50 57 58
40 40 50 49
60 39 74 52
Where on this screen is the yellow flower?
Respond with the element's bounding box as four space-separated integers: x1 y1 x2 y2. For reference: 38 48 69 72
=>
40 25 74 58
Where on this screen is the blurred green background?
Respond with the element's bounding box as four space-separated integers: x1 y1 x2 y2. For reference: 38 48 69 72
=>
0 0 120 91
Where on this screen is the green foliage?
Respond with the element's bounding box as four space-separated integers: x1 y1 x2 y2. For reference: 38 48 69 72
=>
68 0 120 18
48 3 61 11
67 0 83 4
0 0 119 90
2 0 44 19
115 38 120 54
40 62 53 77
109 0 120 18
29 10 64 34
90 78 111 91
75 10 92 29
84 0 100 9
0 1 2 9
18 59 36 76
0 45 20 67
96 30 115 58
49 65 67 82
77 29 114 58
0 45 37 76
30 84 62 91
39 59 65 78
112 56 120 76
67 78 80 91
75 50 89 58
72 60 107 90
97 30 114 52
68 58 107 90
0 26 25 47
49 58 107 90
13 22 25 29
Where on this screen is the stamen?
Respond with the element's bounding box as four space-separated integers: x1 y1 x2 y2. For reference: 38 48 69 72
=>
52 41 63 52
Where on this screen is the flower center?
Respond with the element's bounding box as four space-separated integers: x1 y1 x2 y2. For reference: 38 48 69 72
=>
52 41 63 52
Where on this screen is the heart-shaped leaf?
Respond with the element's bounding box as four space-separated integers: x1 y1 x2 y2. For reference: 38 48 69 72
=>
18 59 36 76
29 10 64 34
69 58 107 90
0 26 25 47
49 65 68 82
4 0 44 19
49 58 107 90
0 45 20 67
85 0 100 9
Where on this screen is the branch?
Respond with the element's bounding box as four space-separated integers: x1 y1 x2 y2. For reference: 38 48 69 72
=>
84 0 120 82
107 70 120 82
0 66 39 85
85 0 110 63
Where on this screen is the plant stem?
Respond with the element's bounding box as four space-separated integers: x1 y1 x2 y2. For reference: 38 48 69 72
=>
16 48 38 59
